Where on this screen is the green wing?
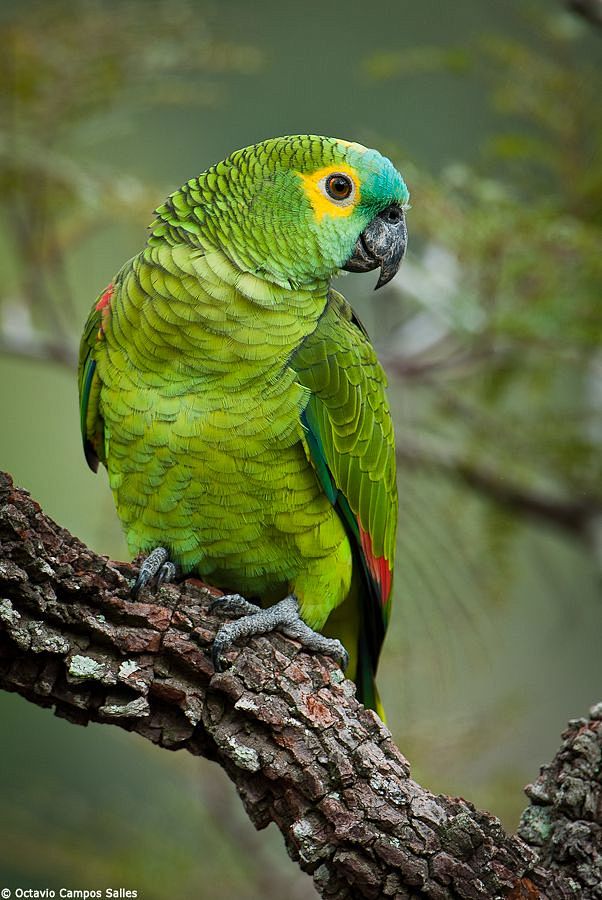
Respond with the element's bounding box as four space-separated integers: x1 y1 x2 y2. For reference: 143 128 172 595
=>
78 283 114 472
292 289 398 703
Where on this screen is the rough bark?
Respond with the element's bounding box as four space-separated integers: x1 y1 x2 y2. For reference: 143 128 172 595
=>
518 709 602 897
0 470 599 899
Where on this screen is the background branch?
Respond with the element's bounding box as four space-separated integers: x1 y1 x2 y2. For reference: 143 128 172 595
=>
567 0 602 29
0 470 599 898
395 441 601 540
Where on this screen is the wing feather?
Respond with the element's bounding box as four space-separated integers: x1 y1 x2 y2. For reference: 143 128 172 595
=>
293 289 398 686
77 283 114 471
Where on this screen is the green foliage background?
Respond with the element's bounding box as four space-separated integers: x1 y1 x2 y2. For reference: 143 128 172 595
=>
0 1 600 897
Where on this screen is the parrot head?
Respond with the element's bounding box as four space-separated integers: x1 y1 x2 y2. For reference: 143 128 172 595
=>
151 135 409 290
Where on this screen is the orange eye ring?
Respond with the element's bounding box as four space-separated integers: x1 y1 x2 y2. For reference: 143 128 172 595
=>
325 173 353 201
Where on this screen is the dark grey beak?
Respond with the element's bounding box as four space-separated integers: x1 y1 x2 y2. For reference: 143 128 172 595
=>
343 204 407 289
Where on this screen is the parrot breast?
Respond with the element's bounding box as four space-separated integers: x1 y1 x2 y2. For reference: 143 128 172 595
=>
96 241 353 628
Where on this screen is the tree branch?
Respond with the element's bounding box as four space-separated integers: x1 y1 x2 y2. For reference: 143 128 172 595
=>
396 441 601 540
566 0 602 29
0 470 599 899
0 333 78 368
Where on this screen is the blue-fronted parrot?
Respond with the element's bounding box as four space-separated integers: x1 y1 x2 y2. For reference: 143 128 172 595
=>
79 135 409 713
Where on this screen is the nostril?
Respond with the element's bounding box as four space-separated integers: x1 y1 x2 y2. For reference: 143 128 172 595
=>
383 205 403 225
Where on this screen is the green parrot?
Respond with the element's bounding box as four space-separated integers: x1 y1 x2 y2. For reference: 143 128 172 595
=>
78 135 408 715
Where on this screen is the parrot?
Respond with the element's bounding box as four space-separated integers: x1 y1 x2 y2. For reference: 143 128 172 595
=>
78 135 409 715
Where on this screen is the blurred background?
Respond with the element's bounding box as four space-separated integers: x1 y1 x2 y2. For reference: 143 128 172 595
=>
1 0 601 897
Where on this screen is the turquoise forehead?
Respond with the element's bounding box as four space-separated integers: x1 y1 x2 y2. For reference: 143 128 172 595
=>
343 143 409 208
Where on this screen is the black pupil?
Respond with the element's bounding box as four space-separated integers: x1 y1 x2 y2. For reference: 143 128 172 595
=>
328 175 351 199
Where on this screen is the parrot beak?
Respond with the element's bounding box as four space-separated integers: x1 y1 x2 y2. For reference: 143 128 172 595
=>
343 204 407 289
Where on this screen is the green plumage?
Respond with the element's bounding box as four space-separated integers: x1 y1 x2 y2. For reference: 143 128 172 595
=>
78 135 409 712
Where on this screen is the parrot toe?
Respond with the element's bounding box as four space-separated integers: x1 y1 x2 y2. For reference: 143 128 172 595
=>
282 621 349 671
209 593 259 617
131 547 177 598
211 594 349 673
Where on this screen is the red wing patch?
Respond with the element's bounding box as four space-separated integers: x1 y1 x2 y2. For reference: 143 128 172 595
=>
95 283 114 338
359 524 392 604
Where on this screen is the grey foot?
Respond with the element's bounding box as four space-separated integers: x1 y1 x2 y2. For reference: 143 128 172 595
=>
131 547 177 599
211 594 349 673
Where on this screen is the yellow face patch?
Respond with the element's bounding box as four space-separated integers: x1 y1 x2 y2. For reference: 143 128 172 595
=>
298 163 361 222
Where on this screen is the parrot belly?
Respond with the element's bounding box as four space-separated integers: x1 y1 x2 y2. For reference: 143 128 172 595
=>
101 371 353 632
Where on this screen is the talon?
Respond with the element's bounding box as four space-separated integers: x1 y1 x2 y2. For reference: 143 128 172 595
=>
211 629 232 672
157 561 177 590
322 639 348 671
131 547 176 598
131 573 147 600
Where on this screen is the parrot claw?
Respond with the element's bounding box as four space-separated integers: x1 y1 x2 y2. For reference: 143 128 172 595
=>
156 560 177 589
283 624 349 672
211 594 349 673
131 547 177 598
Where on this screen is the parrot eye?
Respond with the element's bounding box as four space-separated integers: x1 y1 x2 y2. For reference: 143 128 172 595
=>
324 173 354 202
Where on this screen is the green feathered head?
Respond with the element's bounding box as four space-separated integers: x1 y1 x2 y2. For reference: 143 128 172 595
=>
150 135 410 289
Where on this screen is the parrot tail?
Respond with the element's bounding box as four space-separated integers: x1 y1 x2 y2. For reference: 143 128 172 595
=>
356 633 387 722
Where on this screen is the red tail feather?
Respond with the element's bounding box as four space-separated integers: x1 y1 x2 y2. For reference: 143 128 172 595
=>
359 525 392 603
